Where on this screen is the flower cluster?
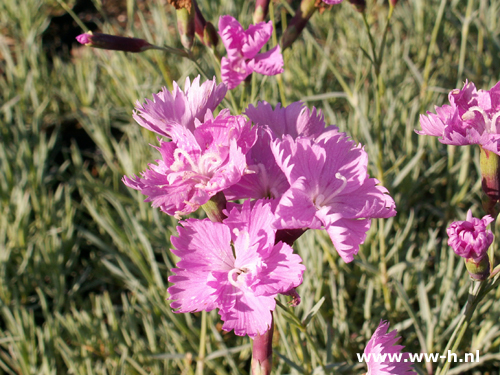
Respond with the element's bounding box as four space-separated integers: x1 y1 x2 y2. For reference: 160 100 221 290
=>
123 74 396 336
417 80 498 281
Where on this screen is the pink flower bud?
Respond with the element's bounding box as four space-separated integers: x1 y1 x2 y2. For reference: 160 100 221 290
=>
447 210 494 280
75 32 155 53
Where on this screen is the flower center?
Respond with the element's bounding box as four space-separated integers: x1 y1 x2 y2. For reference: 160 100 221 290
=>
170 148 223 186
227 267 249 287
462 106 500 133
314 172 348 208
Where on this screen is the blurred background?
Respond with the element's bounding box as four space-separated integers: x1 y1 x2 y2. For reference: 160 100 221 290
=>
1 0 500 373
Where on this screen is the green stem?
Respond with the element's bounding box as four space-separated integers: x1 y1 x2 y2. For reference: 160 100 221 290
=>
436 281 485 375
195 310 207 375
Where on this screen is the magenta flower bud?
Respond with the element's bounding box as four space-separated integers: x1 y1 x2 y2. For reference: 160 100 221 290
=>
75 32 155 53
447 210 494 280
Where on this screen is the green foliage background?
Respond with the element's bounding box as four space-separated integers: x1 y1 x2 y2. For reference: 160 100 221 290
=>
1 0 500 373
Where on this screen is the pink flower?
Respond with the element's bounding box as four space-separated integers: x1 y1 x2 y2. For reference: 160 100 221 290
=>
323 0 344 4
224 101 330 201
363 320 416 375
447 210 494 261
416 80 500 155
123 110 256 218
167 200 305 338
271 131 396 263
219 15 284 90
133 75 227 138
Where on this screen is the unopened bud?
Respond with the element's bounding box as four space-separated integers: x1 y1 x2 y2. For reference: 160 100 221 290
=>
176 3 195 50
480 146 500 201
253 0 270 24
76 32 156 53
203 22 219 48
349 0 366 12
281 0 318 50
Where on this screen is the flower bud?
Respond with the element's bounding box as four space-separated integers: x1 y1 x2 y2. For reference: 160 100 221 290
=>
203 22 219 48
480 146 500 202
175 3 195 50
76 32 156 53
281 0 318 50
253 0 270 24
349 0 366 12
447 209 494 280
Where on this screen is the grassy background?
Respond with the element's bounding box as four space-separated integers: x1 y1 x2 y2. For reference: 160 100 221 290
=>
1 0 500 373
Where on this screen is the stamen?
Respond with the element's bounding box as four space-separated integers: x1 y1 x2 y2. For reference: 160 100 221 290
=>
462 106 492 131
227 269 240 287
172 148 197 171
198 152 222 175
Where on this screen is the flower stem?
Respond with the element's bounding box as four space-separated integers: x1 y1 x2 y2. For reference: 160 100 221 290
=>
435 280 485 375
251 319 274 375
195 310 207 375
201 192 227 223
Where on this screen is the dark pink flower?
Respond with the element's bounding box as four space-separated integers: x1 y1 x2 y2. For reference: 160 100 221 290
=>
447 210 494 261
167 200 305 338
224 101 329 201
417 80 500 155
218 16 283 90
123 110 256 218
363 320 416 374
271 131 396 263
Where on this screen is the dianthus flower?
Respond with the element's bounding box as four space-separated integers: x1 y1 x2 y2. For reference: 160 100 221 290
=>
219 15 284 90
322 0 344 4
363 320 416 375
133 75 227 138
271 131 396 263
416 80 500 155
123 110 256 218
167 200 305 338
447 210 494 261
224 101 329 201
